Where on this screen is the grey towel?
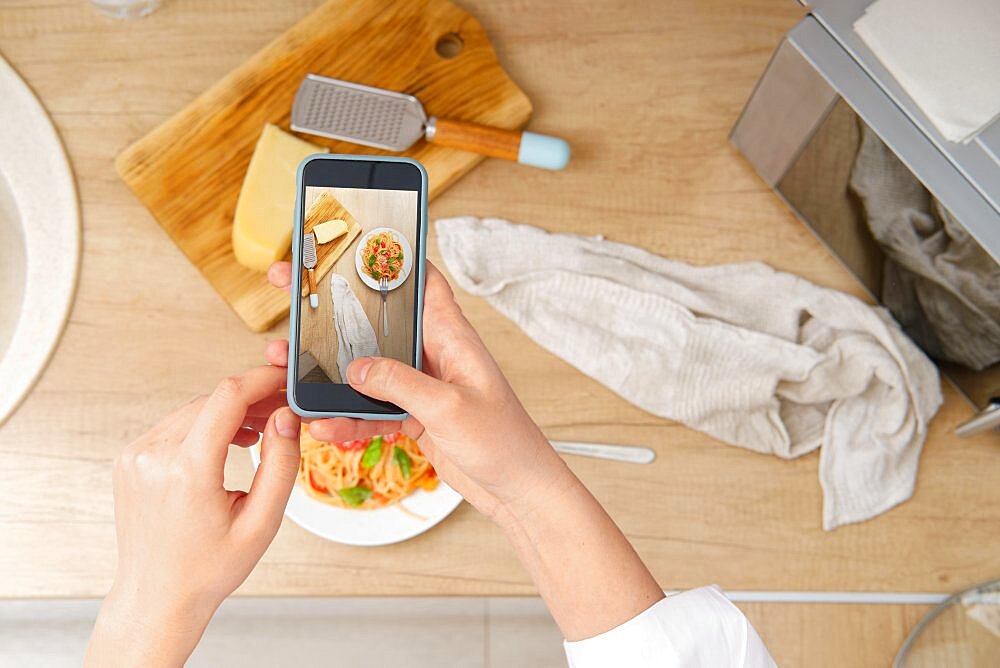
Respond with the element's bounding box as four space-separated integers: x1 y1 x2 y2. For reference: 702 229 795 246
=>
850 126 1000 370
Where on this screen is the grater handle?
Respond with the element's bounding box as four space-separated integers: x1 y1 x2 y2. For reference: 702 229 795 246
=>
306 268 317 308
426 117 570 170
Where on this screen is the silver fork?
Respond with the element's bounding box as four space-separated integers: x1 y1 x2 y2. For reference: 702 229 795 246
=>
379 276 389 337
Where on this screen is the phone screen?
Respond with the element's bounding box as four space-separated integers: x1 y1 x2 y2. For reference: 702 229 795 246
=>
292 158 424 416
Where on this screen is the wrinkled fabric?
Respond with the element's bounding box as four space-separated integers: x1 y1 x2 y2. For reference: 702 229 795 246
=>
437 217 942 530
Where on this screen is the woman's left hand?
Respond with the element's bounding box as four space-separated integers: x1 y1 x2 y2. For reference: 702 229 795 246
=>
86 365 301 667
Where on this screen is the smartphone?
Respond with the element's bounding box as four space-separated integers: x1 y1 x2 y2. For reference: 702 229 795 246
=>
287 154 428 419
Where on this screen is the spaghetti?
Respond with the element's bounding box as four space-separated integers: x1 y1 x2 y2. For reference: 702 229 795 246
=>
362 231 405 281
298 428 438 510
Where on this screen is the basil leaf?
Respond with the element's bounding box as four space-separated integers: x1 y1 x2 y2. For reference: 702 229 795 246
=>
393 446 412 479
337 486 372 507
361 437 383 469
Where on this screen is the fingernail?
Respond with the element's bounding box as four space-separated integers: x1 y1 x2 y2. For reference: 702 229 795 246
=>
275 408 300 438
348 357 375 385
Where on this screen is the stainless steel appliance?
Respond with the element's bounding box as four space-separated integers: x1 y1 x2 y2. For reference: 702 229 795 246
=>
731 0 1000 435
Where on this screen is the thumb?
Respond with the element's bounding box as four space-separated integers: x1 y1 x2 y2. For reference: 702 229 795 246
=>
347 356 451 419
240 407 301 537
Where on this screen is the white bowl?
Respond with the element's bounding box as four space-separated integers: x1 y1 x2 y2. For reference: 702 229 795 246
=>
0 55 80 425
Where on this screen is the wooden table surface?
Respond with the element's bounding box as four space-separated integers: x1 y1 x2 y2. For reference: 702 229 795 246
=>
1 0 999 663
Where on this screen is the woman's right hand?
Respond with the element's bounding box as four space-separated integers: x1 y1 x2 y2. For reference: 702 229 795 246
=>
268 261 663 641
266 261 573 523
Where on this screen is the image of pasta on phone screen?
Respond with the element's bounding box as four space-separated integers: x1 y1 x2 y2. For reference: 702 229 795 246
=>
288 155 428 420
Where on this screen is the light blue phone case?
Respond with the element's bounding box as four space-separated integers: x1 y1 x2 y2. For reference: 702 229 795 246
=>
287 154 428 420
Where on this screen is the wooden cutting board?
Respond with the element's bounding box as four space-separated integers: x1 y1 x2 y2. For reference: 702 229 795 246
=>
115 0 532 332
299 193 362 298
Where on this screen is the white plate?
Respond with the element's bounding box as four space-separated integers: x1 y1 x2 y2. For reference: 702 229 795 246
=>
249 442 462 546
354 227 413 291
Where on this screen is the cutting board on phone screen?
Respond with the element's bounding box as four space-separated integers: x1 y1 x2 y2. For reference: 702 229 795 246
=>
115 0 533 332
299 193 362 298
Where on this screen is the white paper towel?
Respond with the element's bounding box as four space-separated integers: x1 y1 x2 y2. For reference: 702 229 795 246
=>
854 0 1000 143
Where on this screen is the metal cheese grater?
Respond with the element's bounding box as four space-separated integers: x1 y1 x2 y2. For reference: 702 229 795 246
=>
302 232 318 309
292 75 427 152
291 74 570 170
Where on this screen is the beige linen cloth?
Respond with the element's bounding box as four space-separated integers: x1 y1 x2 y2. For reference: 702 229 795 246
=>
437 217 943 530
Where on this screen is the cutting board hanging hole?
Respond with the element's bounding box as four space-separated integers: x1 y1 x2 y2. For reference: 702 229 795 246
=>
435 33 463 58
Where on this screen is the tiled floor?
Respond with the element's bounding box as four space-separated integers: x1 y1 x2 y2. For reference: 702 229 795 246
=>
0 597 568 667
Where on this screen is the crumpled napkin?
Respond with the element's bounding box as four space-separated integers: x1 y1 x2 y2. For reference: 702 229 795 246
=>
436 217 943 530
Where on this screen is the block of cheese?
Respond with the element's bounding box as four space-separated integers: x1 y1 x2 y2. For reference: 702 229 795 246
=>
232 123 327 271
313 219 348 244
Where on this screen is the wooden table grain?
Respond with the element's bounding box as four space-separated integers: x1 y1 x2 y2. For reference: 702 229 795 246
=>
1 0 998 663
740 602 932 667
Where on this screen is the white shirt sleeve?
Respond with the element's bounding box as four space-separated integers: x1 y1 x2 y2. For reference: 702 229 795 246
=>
563 586 775 668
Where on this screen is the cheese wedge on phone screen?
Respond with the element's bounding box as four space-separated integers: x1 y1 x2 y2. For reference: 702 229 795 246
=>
232 123 327 271
313 219 348 244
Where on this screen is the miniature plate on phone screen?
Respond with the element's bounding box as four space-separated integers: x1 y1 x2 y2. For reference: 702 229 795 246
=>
249 442 462 546
355 227 413 291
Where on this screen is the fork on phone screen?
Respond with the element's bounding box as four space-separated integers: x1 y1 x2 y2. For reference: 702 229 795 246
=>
379 276 389 337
